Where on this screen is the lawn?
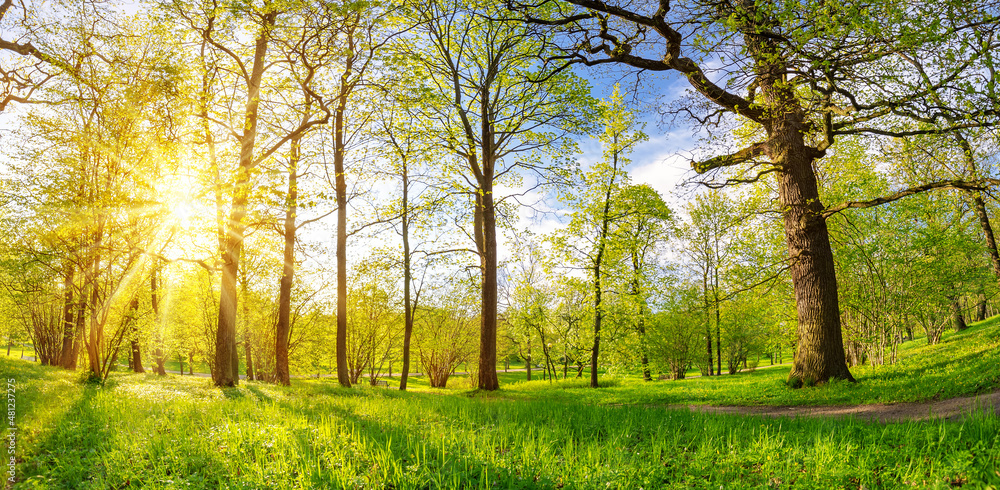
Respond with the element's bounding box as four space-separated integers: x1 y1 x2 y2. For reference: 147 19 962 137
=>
482 315 1000 408
4 317 1000 488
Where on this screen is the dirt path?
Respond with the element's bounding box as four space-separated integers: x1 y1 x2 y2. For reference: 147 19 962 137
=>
676 390 1000 423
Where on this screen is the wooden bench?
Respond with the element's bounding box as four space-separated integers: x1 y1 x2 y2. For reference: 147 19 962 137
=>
374 380 389 388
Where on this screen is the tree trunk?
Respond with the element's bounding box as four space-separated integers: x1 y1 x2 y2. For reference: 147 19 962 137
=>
952 295 967 332
58 265 76 369
245 337 254 382
477 180 500 390
971 194 1000 286
703 269 713 376
629 252 651 381
150 266 167 375
589 149 619 388
400 164 414 391
715 282 721 377
275 132 300 386
590 262 603 388
69 298 85 370
85 228 103 378
214 12 275 387
332 42 355 389
976 295 987 322
525 348 531 381
774 113 855 386
128 297 144 373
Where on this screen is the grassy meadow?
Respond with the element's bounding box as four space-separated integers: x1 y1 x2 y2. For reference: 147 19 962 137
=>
4 317 1000 488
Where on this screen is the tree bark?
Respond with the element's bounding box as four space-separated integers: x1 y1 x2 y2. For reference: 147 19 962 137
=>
84 221 103 378
589 143 620 388
214 11 276 387
525 347 531 381
128 297 144 373
150 266 166 376
775 115 855 386
951 295 967 332
58 265 76 369
477 178 500 390
714 271 721 377
703 269 713 376
400 159 414 391
333 52 354 389
275 132 300 386
976 293 987 322
245 338 254 381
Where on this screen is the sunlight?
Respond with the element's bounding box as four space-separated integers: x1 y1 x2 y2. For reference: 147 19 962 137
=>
166 200 195 229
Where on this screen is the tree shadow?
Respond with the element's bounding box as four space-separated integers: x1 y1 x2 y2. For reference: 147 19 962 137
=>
257 390 562 488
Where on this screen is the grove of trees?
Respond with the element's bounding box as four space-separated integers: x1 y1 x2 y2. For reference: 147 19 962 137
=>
2 0 1000 390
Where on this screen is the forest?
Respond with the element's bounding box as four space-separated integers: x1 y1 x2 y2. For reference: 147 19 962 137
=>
1 0 1000 488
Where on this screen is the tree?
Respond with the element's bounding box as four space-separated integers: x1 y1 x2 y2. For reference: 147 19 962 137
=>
409 0 591 389
552 85 644 387
615 184 671 380
164 0 332 386
414 278 479 388
515 0 1000 385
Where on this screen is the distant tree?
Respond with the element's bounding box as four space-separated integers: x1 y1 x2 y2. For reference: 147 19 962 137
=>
414 278 480 388
552 85 644 387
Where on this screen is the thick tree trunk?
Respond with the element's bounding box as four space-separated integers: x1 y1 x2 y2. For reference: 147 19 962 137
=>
477 181 500 390
275 133 300 386
951 295 967 332
774 115 854 386
971 195 1000 285
214 13 275 387
525 348 531 381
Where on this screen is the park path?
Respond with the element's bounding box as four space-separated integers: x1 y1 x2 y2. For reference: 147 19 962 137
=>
675 390 1000 423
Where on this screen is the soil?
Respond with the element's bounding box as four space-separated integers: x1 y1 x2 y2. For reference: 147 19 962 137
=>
674 390 1000 423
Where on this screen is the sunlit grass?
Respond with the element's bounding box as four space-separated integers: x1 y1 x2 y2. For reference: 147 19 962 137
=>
477 315 1000 408
5 317 1000 488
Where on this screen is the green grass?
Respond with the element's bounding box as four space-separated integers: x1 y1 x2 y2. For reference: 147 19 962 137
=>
480 315 1000 408
6 358 999 489
2 344 36 360
5 317 1000 488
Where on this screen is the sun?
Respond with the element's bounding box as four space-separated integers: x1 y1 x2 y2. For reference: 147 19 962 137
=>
165 199 195 229
151 168 216 260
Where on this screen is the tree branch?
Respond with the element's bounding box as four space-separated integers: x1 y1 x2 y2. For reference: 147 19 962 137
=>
822 179 998 219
